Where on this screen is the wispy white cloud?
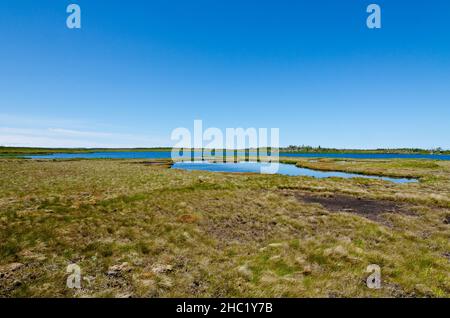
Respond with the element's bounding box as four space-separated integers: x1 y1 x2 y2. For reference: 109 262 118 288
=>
0 115 170 148
47 128 115 138
0 113 87 130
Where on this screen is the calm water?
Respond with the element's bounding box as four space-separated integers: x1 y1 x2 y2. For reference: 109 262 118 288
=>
26 151 450 160
172 161 417 184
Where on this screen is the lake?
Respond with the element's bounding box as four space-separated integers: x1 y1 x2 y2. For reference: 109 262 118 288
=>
172 161 417 184
25 151 450 160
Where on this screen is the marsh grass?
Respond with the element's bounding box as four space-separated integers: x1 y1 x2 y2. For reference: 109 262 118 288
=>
0 158 449 297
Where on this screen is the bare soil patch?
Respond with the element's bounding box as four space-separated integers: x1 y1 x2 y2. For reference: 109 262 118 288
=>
291 192 414 224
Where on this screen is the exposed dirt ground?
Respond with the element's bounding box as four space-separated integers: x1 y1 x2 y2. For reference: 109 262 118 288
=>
289 192 415 225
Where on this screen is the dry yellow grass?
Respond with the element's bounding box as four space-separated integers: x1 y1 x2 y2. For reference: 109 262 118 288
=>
0 158 449 297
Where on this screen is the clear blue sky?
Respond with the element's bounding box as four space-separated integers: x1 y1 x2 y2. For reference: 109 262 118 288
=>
1 0 449 148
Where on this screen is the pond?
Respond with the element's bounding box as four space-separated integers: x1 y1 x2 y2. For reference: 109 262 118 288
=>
171 161 417 184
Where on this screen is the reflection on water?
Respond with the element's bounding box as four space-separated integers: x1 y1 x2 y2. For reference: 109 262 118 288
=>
172 161 417 184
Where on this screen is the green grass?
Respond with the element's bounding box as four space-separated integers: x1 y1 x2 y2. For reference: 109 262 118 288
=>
0 157 449 297
0 146 173 156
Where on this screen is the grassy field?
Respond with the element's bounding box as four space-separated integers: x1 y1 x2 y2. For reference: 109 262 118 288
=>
0 157 449 297
0 147 172 156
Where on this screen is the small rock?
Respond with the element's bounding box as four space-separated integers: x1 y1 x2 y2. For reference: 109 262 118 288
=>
6 262 24 272
237 265 252 279
302 265 312 275
334 245 347 255
12 262 24 270
107 262 131 276
151 264 173 274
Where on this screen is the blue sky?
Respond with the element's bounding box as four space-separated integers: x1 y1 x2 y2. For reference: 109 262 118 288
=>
0 0 449 148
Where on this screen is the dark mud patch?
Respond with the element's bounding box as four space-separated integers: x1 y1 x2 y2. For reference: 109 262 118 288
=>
291 192 414 225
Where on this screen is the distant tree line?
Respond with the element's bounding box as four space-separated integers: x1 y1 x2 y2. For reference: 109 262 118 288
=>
279 145 450 154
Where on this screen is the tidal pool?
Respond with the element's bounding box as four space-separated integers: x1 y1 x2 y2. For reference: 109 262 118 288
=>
171 161 417 184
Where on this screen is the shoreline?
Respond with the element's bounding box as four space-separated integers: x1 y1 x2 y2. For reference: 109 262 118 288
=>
1 146 450 156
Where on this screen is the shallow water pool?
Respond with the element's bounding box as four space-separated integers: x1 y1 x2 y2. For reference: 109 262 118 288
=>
172 161 417 184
